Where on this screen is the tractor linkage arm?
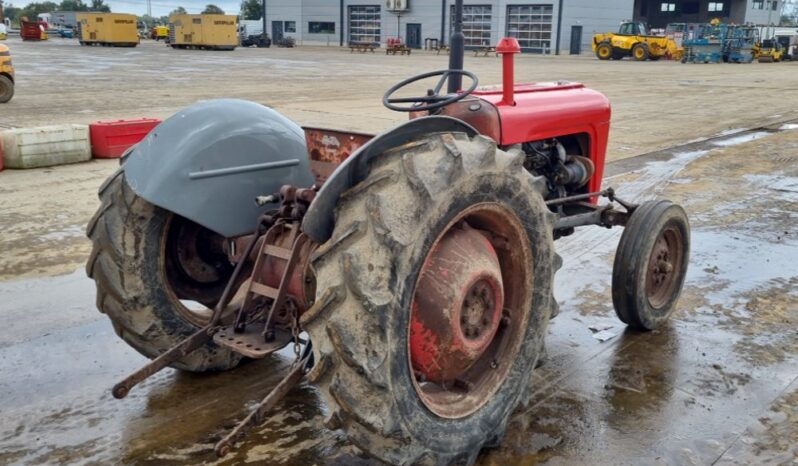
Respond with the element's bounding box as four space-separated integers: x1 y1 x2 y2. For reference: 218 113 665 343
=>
548 187 638 232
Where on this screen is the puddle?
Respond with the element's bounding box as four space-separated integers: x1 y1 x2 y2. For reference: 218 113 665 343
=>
717 128 748 136
38 224 85 241
710 131 771 147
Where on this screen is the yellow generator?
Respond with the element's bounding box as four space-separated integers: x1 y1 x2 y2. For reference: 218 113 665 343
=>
593 21 680 61
0 43 14 103
168 14 238 50
77 13 140 47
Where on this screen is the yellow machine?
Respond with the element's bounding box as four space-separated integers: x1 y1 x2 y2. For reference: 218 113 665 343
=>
152 24 169 41
757 39 785 62
593 21 681 61
0 43 14 103
77 13 140 47
168 14 238 50
0 23 7 40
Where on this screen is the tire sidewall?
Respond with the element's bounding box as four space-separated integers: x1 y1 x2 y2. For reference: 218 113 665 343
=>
628 204 690 329
385 173 553 452
139 207 205 339
0 75 13 103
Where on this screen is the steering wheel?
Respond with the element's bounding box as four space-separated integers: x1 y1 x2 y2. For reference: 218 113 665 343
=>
382 69 479 113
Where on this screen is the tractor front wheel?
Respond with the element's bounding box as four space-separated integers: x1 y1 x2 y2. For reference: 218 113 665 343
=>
306 132 559 464
612 200 690 330
86 171 244 371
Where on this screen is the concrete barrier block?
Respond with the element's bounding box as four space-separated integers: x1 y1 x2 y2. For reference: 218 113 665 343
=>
1 125 91 169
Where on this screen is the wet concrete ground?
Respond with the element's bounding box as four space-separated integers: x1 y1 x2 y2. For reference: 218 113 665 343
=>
1 126 796 465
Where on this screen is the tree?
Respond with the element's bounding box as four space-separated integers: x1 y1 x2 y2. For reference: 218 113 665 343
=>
138 14 155 26
18 1 58 20
239 0 261 20
201 4 224 14
58 0 89 11
3 3 21 21
90 0 110 12
170 6 186 15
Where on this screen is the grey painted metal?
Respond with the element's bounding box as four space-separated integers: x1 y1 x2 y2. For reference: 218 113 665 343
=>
122 99 315 238
302 116 478 243
448 0 464 93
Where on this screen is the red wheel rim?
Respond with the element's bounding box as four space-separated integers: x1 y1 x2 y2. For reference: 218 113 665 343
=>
408 203 532 419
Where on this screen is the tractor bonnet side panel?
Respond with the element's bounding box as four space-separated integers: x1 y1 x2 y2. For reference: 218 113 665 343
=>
123 98 315 238
476 84 611 195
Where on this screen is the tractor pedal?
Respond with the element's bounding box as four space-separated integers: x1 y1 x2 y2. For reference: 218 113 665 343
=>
213 323 292 358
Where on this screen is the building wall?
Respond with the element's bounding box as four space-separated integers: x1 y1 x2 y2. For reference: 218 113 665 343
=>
633 0 783 28
559 0 634 54
262 0 632 53
744 0 782 25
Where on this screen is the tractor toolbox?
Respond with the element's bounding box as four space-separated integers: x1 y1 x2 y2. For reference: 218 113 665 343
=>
89 118 161 158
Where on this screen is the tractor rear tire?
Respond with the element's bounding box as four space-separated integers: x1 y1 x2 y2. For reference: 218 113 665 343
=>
612 200 690 330
0 75 13 103
86 170 243 372
632 43 650 61
306 132 559 465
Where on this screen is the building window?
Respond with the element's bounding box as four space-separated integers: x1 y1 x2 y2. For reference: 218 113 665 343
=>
309 21 335 34
506 5 552 53
348 5 380 43
708 2 724 12
284 21 296 33
660 2 676 12
771 1 779 10
450 5 492 47
753 0 764 8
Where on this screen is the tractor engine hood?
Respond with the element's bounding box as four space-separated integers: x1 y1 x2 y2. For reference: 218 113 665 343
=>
472 81 611 146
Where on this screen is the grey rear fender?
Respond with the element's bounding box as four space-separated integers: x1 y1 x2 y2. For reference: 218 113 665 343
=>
302 116 478 243
122 99 315 238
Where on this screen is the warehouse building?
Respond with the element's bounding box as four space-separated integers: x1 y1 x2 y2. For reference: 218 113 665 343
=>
261 0 784 53
634 0 784 28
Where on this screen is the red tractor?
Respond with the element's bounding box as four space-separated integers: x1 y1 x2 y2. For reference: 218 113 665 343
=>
86 3 690 463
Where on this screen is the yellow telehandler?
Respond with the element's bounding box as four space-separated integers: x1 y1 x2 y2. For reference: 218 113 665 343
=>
593 21 681 61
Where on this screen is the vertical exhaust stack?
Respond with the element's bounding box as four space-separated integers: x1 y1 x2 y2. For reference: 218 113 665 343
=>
496 37 521 106
448 0 464 93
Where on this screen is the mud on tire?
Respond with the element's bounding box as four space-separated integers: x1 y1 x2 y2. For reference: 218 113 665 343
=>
304 132 560 465
86 171 243 372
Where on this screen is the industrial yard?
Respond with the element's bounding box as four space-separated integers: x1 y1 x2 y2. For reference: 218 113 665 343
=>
1 33 797 466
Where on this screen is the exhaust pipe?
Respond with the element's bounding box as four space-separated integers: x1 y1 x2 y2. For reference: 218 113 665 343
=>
496 37 521 106
448 0 464 93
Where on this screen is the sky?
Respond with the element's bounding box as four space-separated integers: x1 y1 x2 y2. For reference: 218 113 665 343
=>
8 0 798 22
12 0 245 17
